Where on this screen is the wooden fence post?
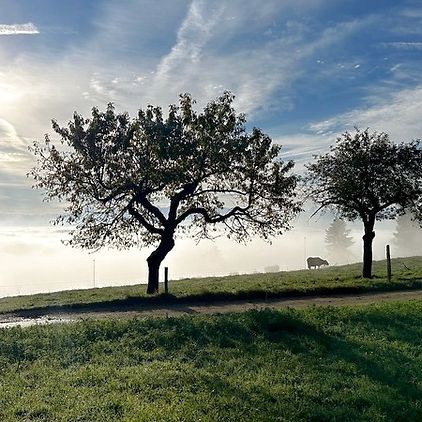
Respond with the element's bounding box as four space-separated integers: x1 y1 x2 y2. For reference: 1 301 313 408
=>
386 245 392 282
164 267 169 293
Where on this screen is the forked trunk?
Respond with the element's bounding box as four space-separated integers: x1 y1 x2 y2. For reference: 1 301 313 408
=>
362 217 375 279
146 235 175 294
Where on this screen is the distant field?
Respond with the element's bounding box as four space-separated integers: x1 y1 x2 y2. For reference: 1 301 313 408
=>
0 300 420 421
0 256 422 314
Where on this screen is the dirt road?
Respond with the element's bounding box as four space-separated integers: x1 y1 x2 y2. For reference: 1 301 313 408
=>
1 289 422 328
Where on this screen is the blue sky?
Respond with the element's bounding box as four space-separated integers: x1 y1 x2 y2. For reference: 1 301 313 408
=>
0 0 422 291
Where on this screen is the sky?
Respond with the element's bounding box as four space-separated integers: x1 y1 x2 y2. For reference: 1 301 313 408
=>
1 0 422 296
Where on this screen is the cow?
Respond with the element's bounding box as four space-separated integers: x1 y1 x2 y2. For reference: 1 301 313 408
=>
307 257 329 269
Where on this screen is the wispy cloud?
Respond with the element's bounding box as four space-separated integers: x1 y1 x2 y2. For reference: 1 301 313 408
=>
380 41 422 50
309 84 422 141
0 118 32 180
400 8 422 19
275 133 336 172
0 23 39 36
143 0 373 114
155 1 223 77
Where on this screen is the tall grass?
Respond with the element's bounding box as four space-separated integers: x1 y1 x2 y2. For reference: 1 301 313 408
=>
0 300 420 420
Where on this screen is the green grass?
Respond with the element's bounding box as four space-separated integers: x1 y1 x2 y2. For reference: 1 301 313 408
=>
1 256 422 315
0 300 421 421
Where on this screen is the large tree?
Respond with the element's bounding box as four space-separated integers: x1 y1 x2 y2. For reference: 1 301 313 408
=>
31 92 300 293
305 128 422 278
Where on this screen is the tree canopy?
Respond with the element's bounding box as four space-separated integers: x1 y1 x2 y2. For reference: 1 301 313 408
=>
30 92 300 293
305 128 422 278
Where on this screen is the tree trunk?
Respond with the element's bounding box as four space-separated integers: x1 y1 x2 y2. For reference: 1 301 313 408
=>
146 235 175 294
362 218 375 279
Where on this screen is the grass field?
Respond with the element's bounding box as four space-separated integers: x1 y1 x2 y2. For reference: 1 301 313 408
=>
0 300 420 421
1 256 422 315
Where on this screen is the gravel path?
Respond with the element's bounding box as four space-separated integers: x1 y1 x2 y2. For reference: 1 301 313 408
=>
1 289 422 328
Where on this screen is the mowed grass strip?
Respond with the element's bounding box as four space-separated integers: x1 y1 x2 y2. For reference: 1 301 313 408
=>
1 256 422 314
0 300 421 421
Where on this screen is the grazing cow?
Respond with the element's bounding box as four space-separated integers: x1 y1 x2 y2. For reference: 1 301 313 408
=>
307 257 329 269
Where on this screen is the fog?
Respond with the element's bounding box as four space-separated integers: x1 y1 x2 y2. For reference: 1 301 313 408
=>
1 216 417 298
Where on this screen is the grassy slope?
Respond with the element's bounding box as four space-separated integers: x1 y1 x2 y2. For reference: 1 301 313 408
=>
1 256 422 314
0 300 421 421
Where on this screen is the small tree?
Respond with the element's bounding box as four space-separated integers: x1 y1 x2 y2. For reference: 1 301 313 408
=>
325 218 354 263
306 128 422 278
393 213 422 257
31 92 300 294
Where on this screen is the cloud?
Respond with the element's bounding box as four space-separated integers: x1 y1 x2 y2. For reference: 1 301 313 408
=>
399 8 422 19
144 1 372 114
0 23 39 35
380 42 422 50
0 119 32 176
0 0 336 131
0 0 420 231
151 1 223 87
309 84 422 141
0 0 373 137
275 133 335 171
0 119 56 223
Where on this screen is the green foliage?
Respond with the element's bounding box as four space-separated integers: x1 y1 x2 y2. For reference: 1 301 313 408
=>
30 92 300 293
1 256 422 315
306 129 422 222
30 92 299 248
306 128 422 278
0 302 421 420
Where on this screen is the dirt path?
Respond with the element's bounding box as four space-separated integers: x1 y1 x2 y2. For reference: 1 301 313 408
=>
1 289 422 328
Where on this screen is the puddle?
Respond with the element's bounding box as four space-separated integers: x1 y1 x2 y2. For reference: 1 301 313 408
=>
0 316 74 329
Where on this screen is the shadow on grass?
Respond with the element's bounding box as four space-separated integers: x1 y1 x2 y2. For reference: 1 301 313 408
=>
0 305 420 419
157 308 422 419
5 278 422 318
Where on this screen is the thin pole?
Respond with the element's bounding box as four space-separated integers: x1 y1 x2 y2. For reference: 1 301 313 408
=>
304 236 307 269
93 259 96 288
386 245 392 282
164 267 169 293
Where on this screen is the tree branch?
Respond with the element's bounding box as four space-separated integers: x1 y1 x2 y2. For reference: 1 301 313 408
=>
134 190 167 226
176 204 250 225
168 181 198 222
128 201 164 235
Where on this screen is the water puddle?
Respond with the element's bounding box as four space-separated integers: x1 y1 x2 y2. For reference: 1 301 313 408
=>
0 316 74 329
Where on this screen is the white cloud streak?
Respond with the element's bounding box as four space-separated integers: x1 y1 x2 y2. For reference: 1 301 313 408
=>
278 81 422 171
0 0 345 135
309 84 422 141
144 0 371 114
0 2 419 208
0 118 33 194
381 41 422 50
400 8 422 19
0 23 39 35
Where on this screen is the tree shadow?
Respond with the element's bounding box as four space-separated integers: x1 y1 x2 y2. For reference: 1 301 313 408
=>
7 281 422 319
0 306 420 419
150 308 421 418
